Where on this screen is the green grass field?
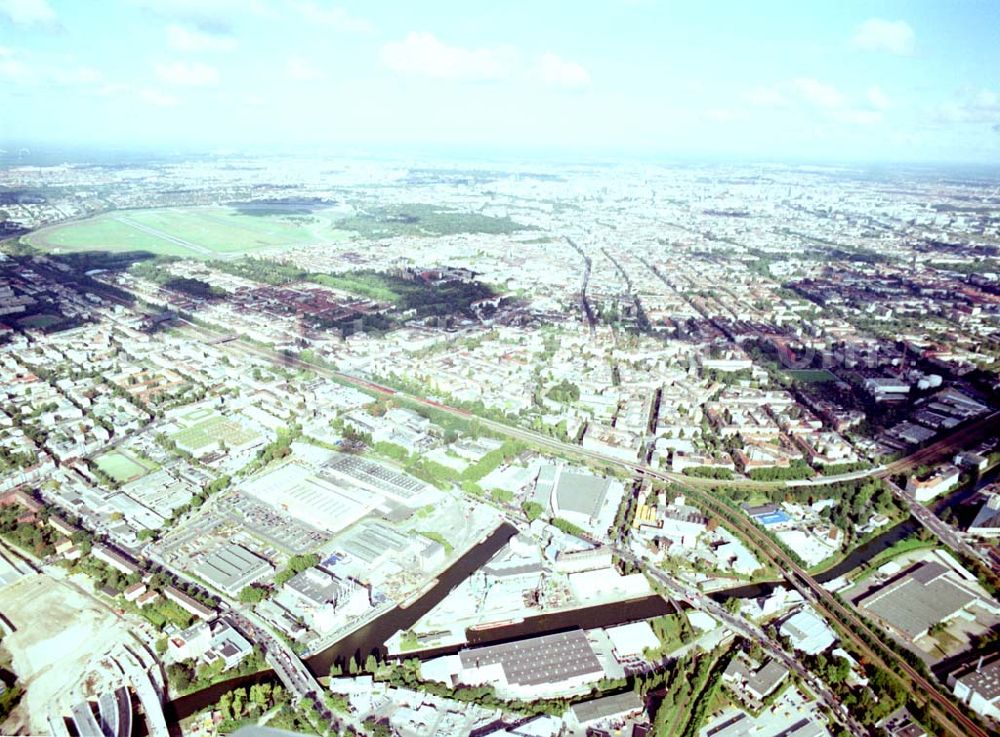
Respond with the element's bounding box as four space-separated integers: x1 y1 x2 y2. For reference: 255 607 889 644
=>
94 450 154 483
786 368 839 383
24 206 352 259
171 415 259 452
336 203 532 239
15 313 63 329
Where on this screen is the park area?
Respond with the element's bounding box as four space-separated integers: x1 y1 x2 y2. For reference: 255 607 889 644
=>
785 368 839 383
93 450 156 484
24 205 352 259
334 203 533 238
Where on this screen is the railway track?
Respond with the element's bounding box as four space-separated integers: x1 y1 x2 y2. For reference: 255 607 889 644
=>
651 471 992 737
166 317 992 737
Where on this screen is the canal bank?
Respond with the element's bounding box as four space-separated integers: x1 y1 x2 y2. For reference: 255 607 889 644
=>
154 464 1000 728
164 522 518 726
710 463 1000 602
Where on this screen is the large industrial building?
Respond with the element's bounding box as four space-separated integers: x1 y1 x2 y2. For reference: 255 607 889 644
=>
855 559 997 642
324 453 434 505
538 464 624 536
192 542 273 597
278 566 370 633
949 651 1000 720
447 629 605 698
239 459 374 533
238 451 437 534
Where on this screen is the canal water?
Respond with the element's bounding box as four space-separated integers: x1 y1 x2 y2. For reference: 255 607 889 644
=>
404 594 673 661
710 464 1000 601
159 465 999 728
164 522 518 725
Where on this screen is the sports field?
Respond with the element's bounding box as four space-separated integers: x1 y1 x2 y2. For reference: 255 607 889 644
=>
15 313 63 329
171 415 260 452
94 450 155 484
24 205 352 259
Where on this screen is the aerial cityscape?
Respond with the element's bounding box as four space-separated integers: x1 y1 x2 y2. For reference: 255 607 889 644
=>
1 2 1000 737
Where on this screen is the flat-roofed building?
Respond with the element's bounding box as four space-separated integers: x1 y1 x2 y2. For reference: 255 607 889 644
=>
92 544 140 576
879 707 928 737
779 607 836 655
338 520 414 566
168 621 212 661
192 543 273 597
324 453 434 506
605 621 660 663
955 451 989 473
969 491 1000 538
204 621 253 670
568 567 651 601
949 651 1000 720
545 465 623 536
457 629 604 698
659 499 708 547
164 585 216 621
906 465 960 502
855 560 992 642
570 691 643 727
704 712 825 737
240 459 374 533
279 567 369 633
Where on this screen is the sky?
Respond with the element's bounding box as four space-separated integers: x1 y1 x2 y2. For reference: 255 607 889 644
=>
1 0 999 163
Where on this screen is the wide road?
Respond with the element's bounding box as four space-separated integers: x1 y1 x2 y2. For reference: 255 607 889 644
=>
617 547 864 735
886 479 986 563
640 468 990 737
169 321 993 737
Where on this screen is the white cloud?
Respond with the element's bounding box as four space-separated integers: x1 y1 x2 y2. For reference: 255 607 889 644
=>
0 0 56 26
704 108 748 123
0 49 111 89
866 85 890 111
292 1 371 32
154 60 220 87
382 32 516 82
833 109 883 125
286 56 324 82
0 55 32 84
791 78 845 108
974 90 999 111
537 52 590 90
139 88 178 107
852 18 915 56
744 85 786 107
52 66 104 86
933 89 1000 124
93 82 131 97
166 24 237 53
130 0 266 30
